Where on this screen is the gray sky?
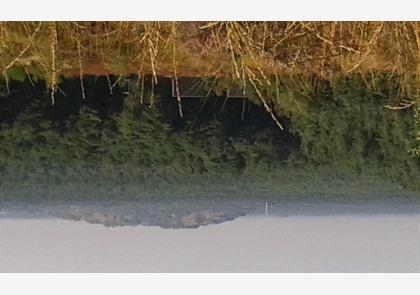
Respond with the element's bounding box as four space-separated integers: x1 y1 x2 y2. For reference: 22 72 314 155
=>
1 215 419 272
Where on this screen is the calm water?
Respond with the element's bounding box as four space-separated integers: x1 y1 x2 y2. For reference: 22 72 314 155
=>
1 200 419 272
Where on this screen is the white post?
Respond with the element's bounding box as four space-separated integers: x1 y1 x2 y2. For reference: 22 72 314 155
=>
265 201 268 216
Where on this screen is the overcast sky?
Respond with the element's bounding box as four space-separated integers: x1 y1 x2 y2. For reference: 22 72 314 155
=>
1 215 419 272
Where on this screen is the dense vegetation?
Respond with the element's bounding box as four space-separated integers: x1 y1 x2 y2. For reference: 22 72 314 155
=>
0 22 418 200
0 75 419 201
0 77 281 195
265 76 420 190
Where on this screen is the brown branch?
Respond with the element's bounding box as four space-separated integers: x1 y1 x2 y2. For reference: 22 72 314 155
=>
3 22 42 72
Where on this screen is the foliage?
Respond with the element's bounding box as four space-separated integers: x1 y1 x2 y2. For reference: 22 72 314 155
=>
263 76 420 190
0 83 283 189
0 75 419 199
411 106 420 159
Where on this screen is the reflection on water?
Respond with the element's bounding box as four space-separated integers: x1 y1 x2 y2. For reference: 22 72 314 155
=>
0 198 419 272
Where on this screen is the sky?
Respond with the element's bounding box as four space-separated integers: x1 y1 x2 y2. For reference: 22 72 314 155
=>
1 215 419 272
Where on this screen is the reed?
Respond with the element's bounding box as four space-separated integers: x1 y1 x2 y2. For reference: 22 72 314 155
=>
0 22 417 76
0 22 418 119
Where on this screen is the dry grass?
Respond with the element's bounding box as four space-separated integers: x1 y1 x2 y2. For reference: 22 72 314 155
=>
1 22 418 75
0 21 418 107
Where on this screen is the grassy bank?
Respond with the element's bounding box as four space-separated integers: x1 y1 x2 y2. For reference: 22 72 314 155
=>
0 22 418 104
